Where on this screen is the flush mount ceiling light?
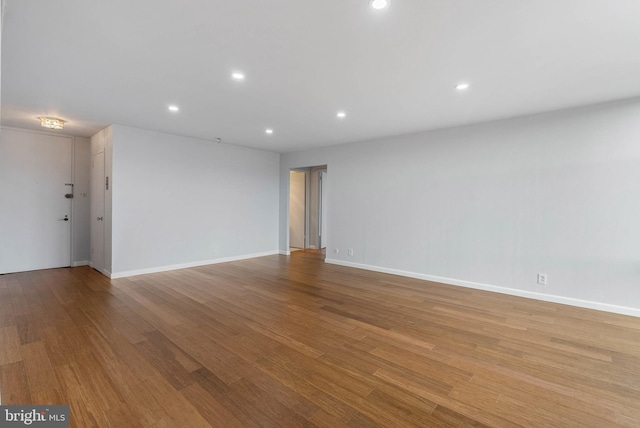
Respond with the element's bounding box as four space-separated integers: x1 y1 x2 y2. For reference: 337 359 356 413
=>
370 0 389 10
38 116 66 130
455 83 470 91
168 105 179 112
265 129 274 135
232 72 245 80
336 111 347 119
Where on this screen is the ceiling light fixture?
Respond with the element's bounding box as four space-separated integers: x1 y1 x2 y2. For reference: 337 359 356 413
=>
232 72 245 80
370 0 389 10
38 117 66 130
168 105 179 112
455 83 470 91
265 129 274 134
337 111 347 119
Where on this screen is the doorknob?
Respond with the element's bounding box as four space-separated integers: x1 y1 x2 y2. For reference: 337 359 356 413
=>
58 215 69 221
97 217 103 221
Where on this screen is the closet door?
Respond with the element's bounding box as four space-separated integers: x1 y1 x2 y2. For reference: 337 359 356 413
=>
91 150 105 273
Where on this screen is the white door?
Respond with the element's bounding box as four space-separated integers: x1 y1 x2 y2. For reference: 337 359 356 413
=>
289 171 306 249
0 129 72 274
91 151 105 272
319 171 327 249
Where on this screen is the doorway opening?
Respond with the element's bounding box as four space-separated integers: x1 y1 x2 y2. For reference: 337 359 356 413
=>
289 170 306 252
289 165 327 254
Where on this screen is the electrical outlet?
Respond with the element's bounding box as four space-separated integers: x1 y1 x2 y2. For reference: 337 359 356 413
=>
334 248 339 254
348 249 354 256
537 273 548 285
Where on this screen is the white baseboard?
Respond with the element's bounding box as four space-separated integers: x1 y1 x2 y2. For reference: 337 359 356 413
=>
72 260 89 267
280 250 291 256
325 258 640 318
110 250 280 279
88 261 112 278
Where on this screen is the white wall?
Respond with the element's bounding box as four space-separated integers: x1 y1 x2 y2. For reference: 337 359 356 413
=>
280 97 640 315
109 125 280 277
1 0 3 116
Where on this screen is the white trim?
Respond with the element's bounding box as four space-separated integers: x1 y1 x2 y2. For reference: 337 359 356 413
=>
280 250 291 256
110 250 280 279
72 260 89 267
88 261 112 278
325 258 640 318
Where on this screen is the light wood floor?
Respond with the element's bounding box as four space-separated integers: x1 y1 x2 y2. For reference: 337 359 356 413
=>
1 251 640 427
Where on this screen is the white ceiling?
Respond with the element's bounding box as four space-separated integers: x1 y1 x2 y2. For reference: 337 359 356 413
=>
2 0 640 153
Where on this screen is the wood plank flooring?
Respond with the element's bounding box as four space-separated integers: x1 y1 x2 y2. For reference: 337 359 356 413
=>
1 250 640 427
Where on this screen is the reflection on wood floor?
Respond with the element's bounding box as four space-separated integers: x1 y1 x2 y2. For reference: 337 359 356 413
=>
1 251 639 427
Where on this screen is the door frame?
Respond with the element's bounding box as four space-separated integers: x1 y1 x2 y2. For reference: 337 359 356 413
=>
287 165 327 253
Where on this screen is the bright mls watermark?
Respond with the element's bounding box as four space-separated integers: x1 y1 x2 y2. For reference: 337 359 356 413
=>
0 406 69 427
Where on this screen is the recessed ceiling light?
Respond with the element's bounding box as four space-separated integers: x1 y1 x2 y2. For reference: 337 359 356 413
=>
455 83 470 91
336 111 347 119
370 0 389 10
232 72 245 80
265 129 274 135
168 105 179 112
